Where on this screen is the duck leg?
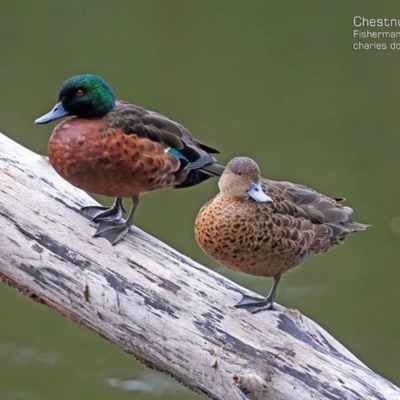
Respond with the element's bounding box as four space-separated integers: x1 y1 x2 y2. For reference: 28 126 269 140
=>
92 197 139 245
234 275 281 313
81 197 125 222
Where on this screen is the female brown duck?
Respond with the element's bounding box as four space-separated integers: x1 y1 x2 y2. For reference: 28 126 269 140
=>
35 74 224 245
195 157 368 313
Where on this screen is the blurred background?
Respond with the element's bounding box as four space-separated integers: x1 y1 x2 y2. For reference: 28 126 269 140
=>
0 1 399 399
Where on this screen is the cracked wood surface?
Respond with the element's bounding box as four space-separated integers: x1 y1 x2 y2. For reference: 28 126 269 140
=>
0 132 399 400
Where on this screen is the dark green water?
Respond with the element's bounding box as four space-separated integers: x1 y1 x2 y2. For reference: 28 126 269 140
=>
0 1 399 398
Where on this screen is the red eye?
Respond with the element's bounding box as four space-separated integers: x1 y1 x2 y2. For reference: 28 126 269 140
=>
76 89 84 96
237 171 242 176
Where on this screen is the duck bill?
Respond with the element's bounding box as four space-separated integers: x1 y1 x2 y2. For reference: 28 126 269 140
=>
248 182 273 203
34 102 68 124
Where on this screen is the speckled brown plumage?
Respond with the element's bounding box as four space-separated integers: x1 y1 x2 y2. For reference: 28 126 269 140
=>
48 101 209 198
195 157 369 313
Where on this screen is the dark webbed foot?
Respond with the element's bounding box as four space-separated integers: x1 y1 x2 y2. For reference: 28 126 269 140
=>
234 275 281 314
93 219 131 245
234 295 275 313
81 198 125 222
89 197 139 245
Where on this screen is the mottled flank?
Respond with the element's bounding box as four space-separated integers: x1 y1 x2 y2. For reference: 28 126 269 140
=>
48 102 217 198
36 74 224 244
195 157 369 313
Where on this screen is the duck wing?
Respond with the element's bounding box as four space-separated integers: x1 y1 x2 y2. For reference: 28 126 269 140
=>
110 101 218 150
261 179 369 240
106 101 224 186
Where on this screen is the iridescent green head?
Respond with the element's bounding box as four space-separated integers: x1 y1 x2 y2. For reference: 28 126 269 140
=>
35 74 115 124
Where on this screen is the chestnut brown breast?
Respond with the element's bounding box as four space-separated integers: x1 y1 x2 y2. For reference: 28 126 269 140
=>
48 118 186 198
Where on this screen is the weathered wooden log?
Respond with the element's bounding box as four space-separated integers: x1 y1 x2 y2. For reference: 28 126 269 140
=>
0 131 398 400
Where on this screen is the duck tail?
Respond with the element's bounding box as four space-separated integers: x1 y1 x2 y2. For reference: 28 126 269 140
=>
200 163 225 177
174 162 225 189
345 221 370 232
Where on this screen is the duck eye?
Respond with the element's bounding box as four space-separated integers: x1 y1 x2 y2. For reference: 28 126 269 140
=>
76 89 85 97
236 171 242 176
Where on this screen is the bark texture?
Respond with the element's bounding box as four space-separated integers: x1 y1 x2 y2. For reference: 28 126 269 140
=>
0 132 399 400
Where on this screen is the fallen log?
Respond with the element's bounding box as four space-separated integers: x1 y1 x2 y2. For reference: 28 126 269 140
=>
0 132 398 400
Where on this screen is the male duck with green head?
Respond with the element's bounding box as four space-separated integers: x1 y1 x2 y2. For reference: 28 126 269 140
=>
35 74 224 245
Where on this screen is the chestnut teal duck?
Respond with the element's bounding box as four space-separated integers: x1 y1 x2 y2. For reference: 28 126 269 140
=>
35 74 224 245
195 157 369 313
